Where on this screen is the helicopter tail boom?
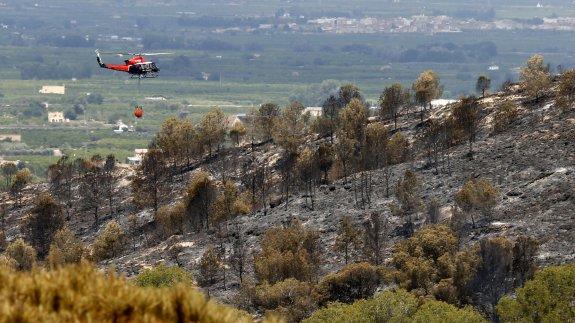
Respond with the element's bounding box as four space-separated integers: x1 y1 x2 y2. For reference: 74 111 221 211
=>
95 50 107 68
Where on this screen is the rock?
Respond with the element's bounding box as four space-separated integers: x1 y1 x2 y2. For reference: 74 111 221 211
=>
506 190 523 197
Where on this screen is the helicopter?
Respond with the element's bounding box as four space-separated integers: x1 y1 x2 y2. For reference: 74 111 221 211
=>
96 50 172 119
95 50 172 79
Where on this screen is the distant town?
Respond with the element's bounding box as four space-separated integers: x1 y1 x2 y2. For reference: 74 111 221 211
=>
213 14 575 35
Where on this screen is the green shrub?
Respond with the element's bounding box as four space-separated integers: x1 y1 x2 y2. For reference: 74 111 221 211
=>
391 225 458 293
135 263 194 288
412 300 487 323
497 264 575 322
251 278 318 323
304 289 486 323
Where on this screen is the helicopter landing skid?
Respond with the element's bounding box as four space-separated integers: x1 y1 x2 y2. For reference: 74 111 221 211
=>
130 74 158 79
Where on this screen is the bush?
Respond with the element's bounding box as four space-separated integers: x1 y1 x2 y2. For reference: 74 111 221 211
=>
455 178 499 227
46 226 86 268
316 262 381 305
3 238 36 271
520 54 551 100
387 132 410 164
184 170 217 231
391 225 458 293
0 263 251 322
304 289 486 323
198 246 221 292
155 203 185 237
497 265 575 322
135 263 194 288
0 255 17 270
555 69 575 112
254 221 321 284
492 100 519 133
92 220 125 261
251 279 318 323
0 231 6 252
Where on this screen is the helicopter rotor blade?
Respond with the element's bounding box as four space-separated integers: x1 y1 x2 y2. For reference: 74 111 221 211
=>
141 52 174 56
97 51 135 57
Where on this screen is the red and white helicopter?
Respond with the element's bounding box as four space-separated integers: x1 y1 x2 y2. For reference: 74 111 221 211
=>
95 50 172 79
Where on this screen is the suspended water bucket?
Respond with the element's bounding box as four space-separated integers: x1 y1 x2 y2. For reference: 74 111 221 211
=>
134 106 144 118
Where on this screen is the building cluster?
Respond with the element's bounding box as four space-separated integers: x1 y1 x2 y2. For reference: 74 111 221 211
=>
302 15 575 34
210 14 575 35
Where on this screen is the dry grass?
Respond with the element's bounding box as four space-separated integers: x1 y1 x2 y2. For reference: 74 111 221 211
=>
0 262 253 323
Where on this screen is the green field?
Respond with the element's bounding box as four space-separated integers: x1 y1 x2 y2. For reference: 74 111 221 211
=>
0 77 306 177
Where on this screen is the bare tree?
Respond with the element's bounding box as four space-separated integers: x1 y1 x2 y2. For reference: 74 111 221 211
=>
363 212 387 266
452 96 480 157
334 215 362 265
316 143 334 184
10 169 31 208
229 225 247 283
132 149 170 215
393 170 424 235
47 156 74 219
77 156 105 226
102 155 118 218
297 148 320 209
199 246 221 297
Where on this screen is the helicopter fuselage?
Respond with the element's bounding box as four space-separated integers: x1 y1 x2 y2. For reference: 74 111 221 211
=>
97 54 160 78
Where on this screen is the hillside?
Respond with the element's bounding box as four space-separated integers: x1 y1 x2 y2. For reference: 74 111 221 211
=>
1 74 574 321
108 83 575 297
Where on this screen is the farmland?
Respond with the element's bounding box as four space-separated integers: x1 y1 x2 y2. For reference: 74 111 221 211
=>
3 0 575 177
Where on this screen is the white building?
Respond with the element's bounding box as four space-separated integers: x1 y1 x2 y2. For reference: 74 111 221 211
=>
48 111 67 123
302 107 323 118
0 134 21 142
431 99 457 108
145 96 167 101
113 120 133 133
39 85 65 95
127 149 149 166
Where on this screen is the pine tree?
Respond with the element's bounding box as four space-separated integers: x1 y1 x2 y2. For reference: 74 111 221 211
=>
198 108 226 157
412 70 442 122
476 75 491 97
379 83 411 130
24 192 64 258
